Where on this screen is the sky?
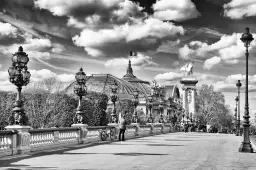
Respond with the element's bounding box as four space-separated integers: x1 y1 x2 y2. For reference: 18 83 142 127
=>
0 0 255 120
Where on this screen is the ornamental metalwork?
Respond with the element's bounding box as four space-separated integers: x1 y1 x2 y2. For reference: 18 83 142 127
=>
73 68 87 124
110 80 119 123
147 94 154 123
132 88 139 123
8 46 31 125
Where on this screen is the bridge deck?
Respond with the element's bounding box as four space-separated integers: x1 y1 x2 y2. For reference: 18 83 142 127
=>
1 132 256 170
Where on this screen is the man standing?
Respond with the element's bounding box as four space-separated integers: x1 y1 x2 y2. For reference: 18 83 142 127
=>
119 111 127 141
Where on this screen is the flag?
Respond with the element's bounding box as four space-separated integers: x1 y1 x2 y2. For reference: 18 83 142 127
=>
130 51 137 56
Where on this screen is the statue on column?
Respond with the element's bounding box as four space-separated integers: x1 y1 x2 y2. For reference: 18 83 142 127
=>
180 62 194 77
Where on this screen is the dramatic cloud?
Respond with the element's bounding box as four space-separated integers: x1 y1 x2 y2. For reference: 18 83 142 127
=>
224 0 256 19
73 18 184 57
213 73 256 92
203 56 221 70
35 0 146 29
154 72 183 81
155 71 225 83
153 0 201 21
179 33 256 68
0 32 52 60
0 22 18 36
105 53 157 68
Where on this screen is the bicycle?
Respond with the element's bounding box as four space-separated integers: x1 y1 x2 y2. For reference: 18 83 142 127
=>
100 128 116 141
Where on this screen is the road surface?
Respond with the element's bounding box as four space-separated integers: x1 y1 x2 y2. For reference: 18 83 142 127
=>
1 132 256 170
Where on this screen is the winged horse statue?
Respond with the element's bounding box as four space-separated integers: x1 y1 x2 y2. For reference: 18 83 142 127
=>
180 62 194 77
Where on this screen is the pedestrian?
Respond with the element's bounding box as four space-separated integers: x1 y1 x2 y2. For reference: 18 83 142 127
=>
118 111 127 141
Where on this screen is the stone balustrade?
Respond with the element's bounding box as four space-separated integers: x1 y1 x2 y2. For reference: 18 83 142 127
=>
0 123 174 157
0 130 17 157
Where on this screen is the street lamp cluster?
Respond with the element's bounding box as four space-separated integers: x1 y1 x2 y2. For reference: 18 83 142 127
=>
132 89 139 123
8 46 31 125
73 68 87 124
110 80 119 124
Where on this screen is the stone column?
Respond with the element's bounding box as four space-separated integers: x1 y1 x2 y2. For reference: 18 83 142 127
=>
182 88 187 111
72 124 88 144
191 89 196 115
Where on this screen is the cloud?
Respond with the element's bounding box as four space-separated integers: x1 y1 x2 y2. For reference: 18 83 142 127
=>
0 31 52 60
154 72 183 81
203 56 221 70
224 0 256 19
73 17 184 57
35 0 146 29
178 33 256 68
153 0 201 21
104 53 157 68
0 69 76 92
30 69 75 83
213 73 256 92
0 22 18 36
155 71 226 83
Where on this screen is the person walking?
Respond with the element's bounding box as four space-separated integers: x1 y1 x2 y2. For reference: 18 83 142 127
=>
118 111 127 141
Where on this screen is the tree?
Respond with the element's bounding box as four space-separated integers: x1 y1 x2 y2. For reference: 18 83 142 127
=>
195 84 233 129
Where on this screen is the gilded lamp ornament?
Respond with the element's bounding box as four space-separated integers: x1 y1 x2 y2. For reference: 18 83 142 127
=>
132 88 139 123
110 80 119 123
73 68 87 124
8 46 31 125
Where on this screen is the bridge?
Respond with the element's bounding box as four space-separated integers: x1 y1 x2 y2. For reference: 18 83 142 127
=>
1 125 256 170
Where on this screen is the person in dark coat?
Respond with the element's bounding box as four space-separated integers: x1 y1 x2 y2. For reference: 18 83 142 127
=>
118 112 127 141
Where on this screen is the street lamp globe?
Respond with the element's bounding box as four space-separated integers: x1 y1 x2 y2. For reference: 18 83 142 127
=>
236 80 242 88
75 68 87 84
11 46 29 68
240 27 254 47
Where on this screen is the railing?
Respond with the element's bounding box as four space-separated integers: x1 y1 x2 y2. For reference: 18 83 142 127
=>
30 127 80 151
0 130 17 157
0 123 174 157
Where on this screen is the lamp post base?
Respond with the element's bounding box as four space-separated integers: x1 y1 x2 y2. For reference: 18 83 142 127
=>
239 142 254 153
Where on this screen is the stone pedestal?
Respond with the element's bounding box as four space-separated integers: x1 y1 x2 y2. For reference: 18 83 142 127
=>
146 123 154 134
130 123 140 136
71 124 88 144
5 125 31 154
180 77 198 118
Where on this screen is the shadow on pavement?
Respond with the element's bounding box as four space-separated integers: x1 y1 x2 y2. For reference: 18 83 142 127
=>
109 143 185 147
3 165 57 170
165 139 194 141
114 152 169 156
53 152 169 156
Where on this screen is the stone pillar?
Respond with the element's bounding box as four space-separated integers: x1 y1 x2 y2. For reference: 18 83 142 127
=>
191 89 196 115
183 88 188 112
72 124 88 144
5 125 31 154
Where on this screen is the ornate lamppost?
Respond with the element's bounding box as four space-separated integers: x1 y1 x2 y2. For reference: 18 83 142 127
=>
110 80 119 124
73 68 87 124
132 88 139 123
235 96 239 136
8 46 31 125
236 80 242 136
234 107 237 135
239 27 254 153
147 95 154 123
158 100 164 123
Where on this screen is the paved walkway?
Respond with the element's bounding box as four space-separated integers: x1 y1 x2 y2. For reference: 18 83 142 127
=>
1 132 256 170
